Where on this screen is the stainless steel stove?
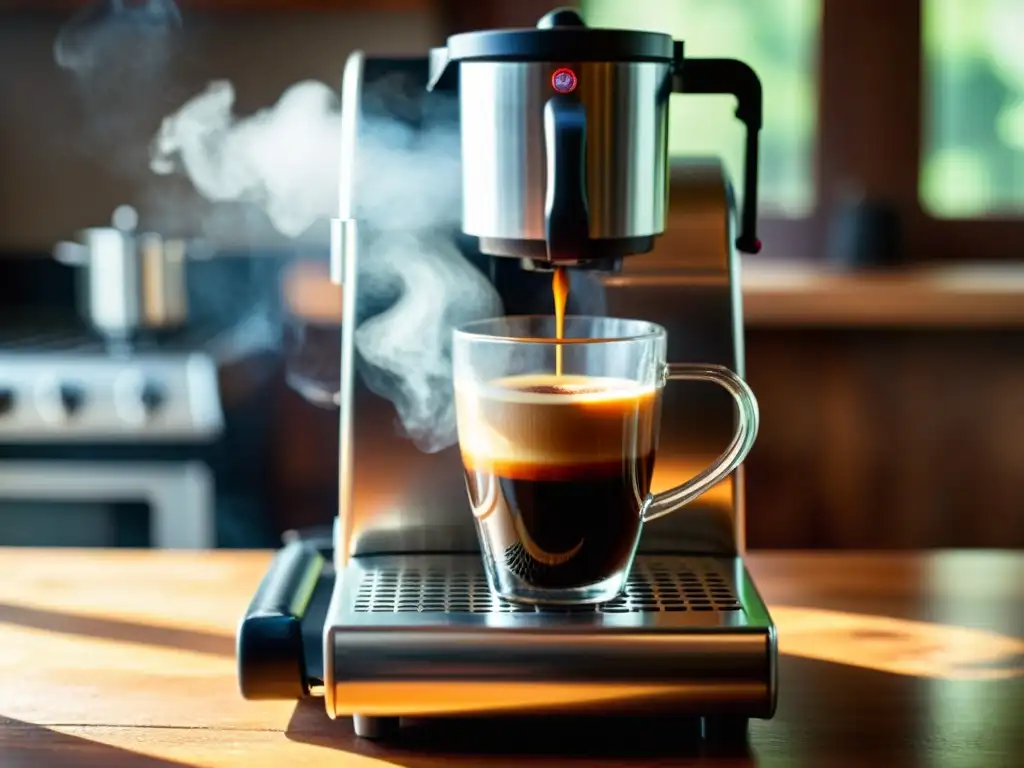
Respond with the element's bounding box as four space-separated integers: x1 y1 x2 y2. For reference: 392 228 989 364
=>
0 324 223 442
0 314 275 548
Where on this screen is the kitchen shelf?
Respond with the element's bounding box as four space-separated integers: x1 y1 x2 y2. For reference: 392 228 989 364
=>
281 257 1024 329
742 260 1024 328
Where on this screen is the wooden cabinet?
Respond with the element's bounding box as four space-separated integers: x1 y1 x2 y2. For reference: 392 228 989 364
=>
2 0 434 11
744 327 1024 550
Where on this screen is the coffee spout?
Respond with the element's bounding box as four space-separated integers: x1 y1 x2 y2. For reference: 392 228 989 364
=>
519 257 622 274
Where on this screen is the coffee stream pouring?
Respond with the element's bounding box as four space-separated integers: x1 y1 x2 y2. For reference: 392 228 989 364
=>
237 7 779 745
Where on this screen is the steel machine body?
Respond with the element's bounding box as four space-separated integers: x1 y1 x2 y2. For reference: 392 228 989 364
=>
237 9 777 744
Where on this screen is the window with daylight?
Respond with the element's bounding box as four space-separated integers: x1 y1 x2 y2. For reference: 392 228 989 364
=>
581 0 822 218
922 0 1024 218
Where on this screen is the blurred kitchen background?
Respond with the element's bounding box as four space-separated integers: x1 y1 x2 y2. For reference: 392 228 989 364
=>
0 0 1020 551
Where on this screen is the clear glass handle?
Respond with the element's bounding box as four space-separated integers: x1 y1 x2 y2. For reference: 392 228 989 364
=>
642 364 760 523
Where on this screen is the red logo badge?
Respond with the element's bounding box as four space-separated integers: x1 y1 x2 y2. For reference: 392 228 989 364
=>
551 68 578 94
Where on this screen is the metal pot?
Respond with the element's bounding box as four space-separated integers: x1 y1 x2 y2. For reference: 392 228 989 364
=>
54 227 190 339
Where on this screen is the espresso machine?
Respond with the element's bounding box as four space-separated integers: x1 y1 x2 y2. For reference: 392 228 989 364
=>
237 8 776 743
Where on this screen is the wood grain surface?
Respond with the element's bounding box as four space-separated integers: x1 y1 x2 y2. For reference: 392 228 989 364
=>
0 549 1021 767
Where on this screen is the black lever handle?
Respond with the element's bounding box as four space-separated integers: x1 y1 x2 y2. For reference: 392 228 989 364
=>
236 538 325 700
543 97 591 263
675 51 764 255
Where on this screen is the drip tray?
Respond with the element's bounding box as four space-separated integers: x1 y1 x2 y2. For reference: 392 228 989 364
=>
325 553 776 719
352 557 743 615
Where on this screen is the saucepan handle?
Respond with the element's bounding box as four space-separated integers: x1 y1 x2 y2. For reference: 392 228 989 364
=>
641 364 760 523
53 241 89 266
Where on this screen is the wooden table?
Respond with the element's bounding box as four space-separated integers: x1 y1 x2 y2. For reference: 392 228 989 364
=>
0 550 1021 767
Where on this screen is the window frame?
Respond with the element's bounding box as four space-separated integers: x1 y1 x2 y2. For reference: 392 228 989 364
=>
442 0 1024 262
820 0 1023 263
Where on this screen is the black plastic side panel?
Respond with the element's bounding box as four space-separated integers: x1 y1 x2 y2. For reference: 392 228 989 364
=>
237 531 333 700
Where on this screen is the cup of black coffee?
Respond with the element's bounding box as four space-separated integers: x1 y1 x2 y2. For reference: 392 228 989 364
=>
453 316 759 606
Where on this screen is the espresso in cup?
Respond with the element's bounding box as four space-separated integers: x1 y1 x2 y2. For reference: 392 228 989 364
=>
454 314 759 605
457 372 661 591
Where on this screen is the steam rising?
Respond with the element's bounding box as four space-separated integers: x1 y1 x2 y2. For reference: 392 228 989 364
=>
53 0 184 180
55 0 182 75
51 0 501 451
151 80 340 238
356 231 500 452
151 74 501 452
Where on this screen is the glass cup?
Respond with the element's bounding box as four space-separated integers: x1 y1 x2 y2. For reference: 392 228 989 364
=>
452 316 759 606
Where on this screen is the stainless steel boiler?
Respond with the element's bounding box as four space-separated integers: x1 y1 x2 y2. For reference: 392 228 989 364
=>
237 8 776 745
426 7 761 269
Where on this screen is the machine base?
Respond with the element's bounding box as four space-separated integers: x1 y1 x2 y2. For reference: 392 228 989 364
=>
353 714 400 739
349 714 748 743
237 533 777 739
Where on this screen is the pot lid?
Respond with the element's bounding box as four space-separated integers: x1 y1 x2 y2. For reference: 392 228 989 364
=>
443 8 675 63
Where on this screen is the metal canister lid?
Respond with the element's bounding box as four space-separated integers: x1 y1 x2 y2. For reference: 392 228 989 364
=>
444 8 674 64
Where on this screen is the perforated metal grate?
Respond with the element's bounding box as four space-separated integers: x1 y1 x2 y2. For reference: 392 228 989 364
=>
352 559 741 614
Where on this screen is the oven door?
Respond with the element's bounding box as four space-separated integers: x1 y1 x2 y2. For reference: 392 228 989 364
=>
0 461 215 549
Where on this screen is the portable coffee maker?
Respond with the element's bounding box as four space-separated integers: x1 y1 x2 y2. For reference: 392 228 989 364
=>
237 8 777 742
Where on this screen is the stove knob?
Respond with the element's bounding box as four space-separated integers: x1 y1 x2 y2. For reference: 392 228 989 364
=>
139 381 166 414
0 387 14 415
37 380 85 422
115 374 166 424
59 383 86 417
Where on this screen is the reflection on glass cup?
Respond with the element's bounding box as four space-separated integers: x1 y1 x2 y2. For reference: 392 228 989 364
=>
453 316 760 606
